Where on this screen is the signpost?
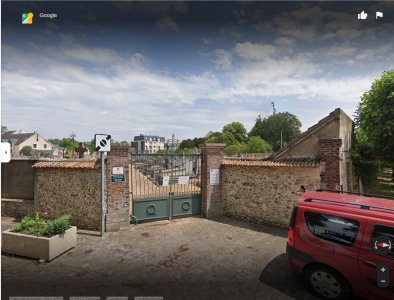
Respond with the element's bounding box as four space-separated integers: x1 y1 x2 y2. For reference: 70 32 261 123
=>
95 134 111 237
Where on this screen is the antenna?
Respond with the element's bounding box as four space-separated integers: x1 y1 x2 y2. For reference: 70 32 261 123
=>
271 101 276 115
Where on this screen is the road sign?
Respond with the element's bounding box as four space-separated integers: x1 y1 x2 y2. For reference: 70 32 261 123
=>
95 134 111 152
1 142 11 163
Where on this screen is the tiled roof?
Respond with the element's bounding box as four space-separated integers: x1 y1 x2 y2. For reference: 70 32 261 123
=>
1 131 35 145
221 159 319 168
33 160 99 169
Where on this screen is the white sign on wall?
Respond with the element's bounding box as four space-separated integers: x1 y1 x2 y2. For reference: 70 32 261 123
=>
210 169 220 185
162 176 170 186
178 176 190 185
112 167 124 175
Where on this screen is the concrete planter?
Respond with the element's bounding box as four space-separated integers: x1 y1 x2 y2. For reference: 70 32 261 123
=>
2 226 77 261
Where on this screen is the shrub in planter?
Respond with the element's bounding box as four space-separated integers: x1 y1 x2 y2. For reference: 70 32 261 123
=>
4 213 76 261
11 213 71 237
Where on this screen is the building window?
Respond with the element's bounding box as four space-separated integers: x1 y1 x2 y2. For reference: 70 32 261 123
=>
33 144 37 148
44 144 47 149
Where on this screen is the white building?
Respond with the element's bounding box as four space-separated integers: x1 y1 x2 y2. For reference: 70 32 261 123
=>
1 130 54 157
132 134 165 154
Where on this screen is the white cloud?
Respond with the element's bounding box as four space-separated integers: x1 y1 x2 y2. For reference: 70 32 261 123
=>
213 49 233 69
234 42 275 60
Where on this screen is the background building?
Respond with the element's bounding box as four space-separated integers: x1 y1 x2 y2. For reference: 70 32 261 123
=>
1 130 54 157
131 134 165 154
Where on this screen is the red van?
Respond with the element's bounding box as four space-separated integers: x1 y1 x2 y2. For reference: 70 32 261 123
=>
287 190 394 300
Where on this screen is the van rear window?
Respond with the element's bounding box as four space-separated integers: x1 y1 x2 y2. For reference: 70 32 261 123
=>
304 212 360 247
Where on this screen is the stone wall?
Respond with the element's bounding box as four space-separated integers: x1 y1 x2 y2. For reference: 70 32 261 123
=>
1 198 34 218
34 166 100 230
1 159 37 199
222 163 321 228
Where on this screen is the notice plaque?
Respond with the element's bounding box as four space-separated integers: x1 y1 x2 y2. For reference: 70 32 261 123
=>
162 176 169 186
209 169 220 185
112 167 124 175
178 176 189 185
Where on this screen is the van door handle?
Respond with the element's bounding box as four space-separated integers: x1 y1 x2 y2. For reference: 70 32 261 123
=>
363 260 377 268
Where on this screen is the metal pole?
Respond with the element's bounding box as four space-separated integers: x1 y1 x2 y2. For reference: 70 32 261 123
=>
100 151 105 237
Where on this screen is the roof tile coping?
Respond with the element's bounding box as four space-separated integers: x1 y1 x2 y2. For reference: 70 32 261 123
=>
33 160 99 169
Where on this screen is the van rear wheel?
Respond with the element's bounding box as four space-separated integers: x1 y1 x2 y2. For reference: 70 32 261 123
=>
305 265 351 300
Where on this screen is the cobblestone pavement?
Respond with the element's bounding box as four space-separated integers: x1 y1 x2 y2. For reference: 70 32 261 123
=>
2 216 319 300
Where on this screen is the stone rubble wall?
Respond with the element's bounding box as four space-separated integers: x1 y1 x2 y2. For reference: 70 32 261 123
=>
34 168 100 230
222 165 322 228
1 198 34 218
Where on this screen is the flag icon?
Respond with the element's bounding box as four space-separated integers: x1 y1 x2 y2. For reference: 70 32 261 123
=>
376 11 383 19
22 12 34 24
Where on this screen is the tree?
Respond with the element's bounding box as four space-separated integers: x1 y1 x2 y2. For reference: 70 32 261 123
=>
20 146 33 156
224 143 247 155
356 70 394 165
205 132 223 143
179 139 194 149
49 138 79 150
85 139 96 153
246 136 272 153
222 122 248 143
250 112 302 151
1 125 8 135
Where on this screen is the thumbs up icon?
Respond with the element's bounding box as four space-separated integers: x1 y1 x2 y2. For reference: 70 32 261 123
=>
358 11 368 20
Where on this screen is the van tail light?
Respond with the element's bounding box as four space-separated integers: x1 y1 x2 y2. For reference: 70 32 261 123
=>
288 227 295 247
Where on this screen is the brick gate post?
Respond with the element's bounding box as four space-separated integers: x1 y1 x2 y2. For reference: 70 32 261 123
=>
200 143 225 218
105 146 130 232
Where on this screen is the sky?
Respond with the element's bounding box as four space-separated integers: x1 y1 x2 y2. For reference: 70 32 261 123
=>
2 1 394 143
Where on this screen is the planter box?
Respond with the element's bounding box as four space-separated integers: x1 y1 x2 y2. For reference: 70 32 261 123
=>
2 226 77 261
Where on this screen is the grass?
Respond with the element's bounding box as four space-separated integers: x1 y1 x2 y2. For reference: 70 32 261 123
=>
374 168 394 198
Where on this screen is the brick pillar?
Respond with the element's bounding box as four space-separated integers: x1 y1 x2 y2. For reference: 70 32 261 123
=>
201 143 225 218
319 138 342 190
105 146 130 232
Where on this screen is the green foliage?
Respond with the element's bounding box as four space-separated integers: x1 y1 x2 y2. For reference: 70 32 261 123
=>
351 135 380 189
10 213 71 237
20 213 47 236
205 131 223 143
1 125 8 134
20 145 33 156
49 138 79 150
46 214 71 236
224 143 247 155
85 139 96 153
246 136 272 153
355 70 394 164
222 122 248 143
250 112 302 151
10 223 23 232
179 139 194 149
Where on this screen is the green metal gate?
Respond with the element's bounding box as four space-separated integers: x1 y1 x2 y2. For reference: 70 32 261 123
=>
130 154 202 222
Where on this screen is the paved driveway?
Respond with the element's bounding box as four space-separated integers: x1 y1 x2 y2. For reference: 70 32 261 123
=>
2 216 318 300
